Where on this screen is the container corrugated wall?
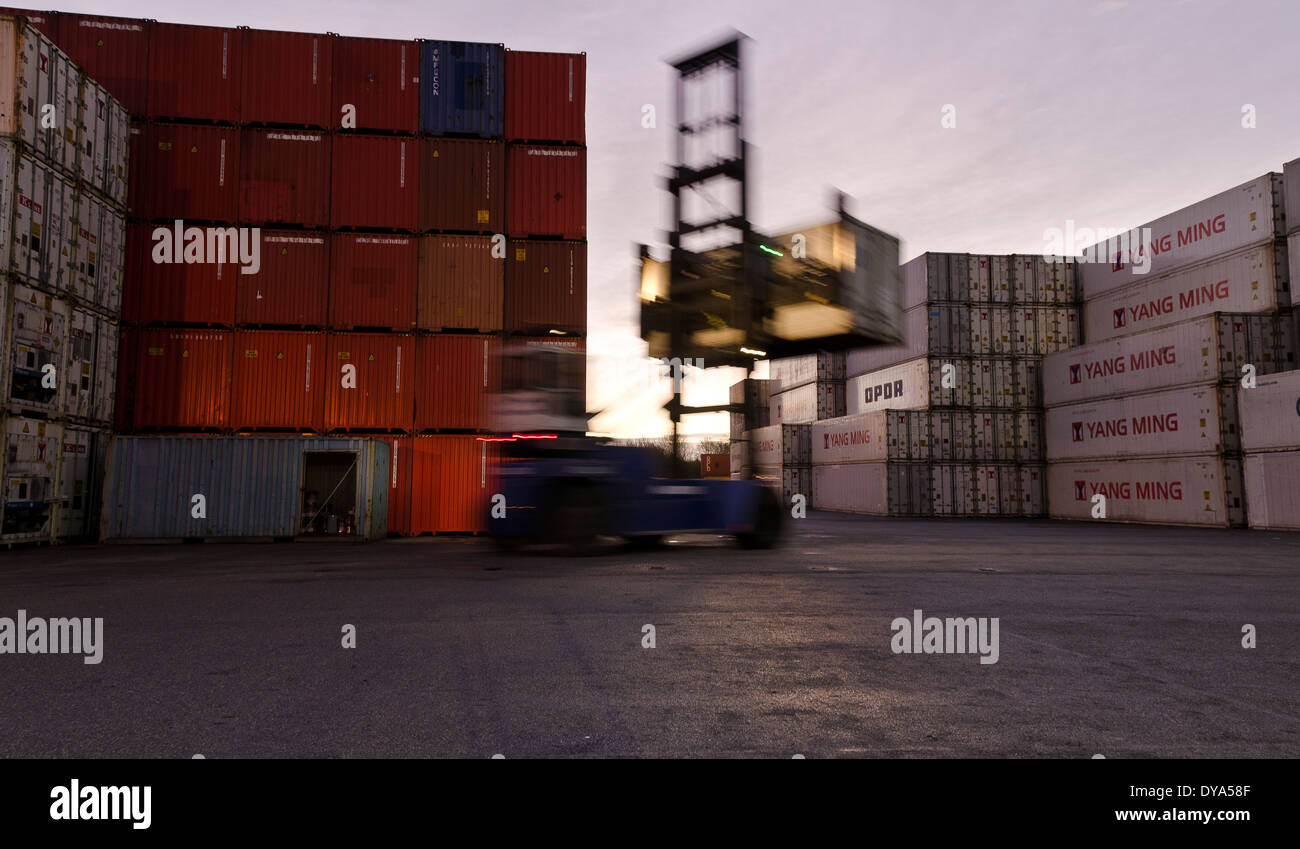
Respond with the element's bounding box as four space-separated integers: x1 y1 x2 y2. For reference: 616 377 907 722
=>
418 137 502 233
331 35 418 134
100 435 389 539
235 230 329 327
133 123 239 222
229 330 325 430
328 234 417 330
240 29 331 128
504 239 585 334
323 332 412 431
409 434 494 533
414 334 498 430
506 144 586 238
55 12 148 114
1047 456 1244 527
416 235 502 332
130 328 233 429
147 23 241 122
418 40 503 137
124 223 237 326
330 134 417 231
505 50 584 144
239 128 331 227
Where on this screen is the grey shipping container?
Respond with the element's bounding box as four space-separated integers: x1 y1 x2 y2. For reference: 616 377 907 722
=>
101 436 391 541
1285 158 1300 236
846 303 971 375
768 350 845 392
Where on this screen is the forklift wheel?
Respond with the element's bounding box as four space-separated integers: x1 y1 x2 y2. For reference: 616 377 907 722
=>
737 488 782 549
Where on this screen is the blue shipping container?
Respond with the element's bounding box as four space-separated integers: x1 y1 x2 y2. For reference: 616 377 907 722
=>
101 436 390 541
419 40 504 137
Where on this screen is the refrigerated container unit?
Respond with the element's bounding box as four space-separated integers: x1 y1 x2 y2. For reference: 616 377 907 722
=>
1237 368 1300 453
416 234 503 332
1 413 60 542
1243 451 1300 530
0 15 81 176
1 141 79 296
505 50 585 145
3 282 66 417
769 379 844 425
1047 456 1245 528
504 238 585 335
124 222 237 326
238 128 330 227
768 351 845 392
418 137 502 233
1284 158 1300 238
229 330 324 432
1045 383 1241 462
413 334 498 432
100 434 390 541
746 423 811 467
71 190 126 316
331 35 419 134
418 40 503 138
811 460 1041 518
146 22 242 124
240 29 331 129
235 230 328 327
53 422 106 540
61 306 115 424
506 144 586 239
847 356 971 413
328 234 417 330
78 70 130 206
1043 313 1296 408
1010 254 1078 306
331 134 418 231
54 12 148 115
1079 172 1286 300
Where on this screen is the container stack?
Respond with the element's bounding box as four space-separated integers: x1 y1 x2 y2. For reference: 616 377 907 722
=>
1238 369 1300 530
18 9 587 537
0 13 129 545
1044 173 1294 527
806 252 1079 516
768 352 846 425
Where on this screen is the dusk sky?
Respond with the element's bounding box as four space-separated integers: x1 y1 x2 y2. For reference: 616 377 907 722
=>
60 0 1300 437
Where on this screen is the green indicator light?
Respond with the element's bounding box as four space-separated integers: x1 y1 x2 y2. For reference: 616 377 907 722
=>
758 244 783 256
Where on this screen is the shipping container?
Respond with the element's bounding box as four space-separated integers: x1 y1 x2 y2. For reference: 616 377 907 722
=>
728 439 748 478
848 357 968 414
972 304 1014 353
240 29 331 128
1079 173 1284 299
407 434 495 533
124 222 237 326
61 307 114 424
729 377 770 439
1 142 78 294
747 423 811 467
810 460 995 517
1238 368 1300 453
846 303 969 375
1044 313 1295 407
0 16 80 173
970 356 1042 409
229 330 325 431
323 332 412 431
53 423 106 540
132 123 238 222
331 35 418 134
328 233 417 330
413 334 498 431
419 40 503 137
811 412 897 464
79 72 130 206
147 22 241 123
385 434 411 534
971 411 1043 462
506 144 585 239
768 351 845 392
505 50 584 144
72 189 126 314
504 238 585 335
54 12 147 115
100 434 389 540
113 324 134 430
125 120 143 216
969 462 1045 517
4 282 66 416
1014 305 1080 354
416 234 502 332
1244 450 1300 530
1012 254 1078 305
131 328 232 430
700 452 728 478
239 128 330 227
1285 157 1300 236
900 252 967 307
1 414 60 540
235 230 328 326
417 137 501 233
1082 242 1289 342
331 133 417 231
0 7 54 37
1047 456 1244 527
1045 384 1239 462
770 380 844 424
964 255 1012 304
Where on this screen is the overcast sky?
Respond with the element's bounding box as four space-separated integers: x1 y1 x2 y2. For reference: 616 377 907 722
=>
56 0 1300 437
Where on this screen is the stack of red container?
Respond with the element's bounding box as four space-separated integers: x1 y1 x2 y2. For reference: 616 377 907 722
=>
25 9 588 535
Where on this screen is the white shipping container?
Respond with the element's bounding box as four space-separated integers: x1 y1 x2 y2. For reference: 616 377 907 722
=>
811 461 972 516
1284 158 1299 236
78 73 130 206
1047 456 1244 527
1012 255 1078 305
969 356 1041 408
811 412 896 464
1079 173 1285 299
811 462 891 514
770 379 844 424
1 143 79 294
901 252 968 308
753 464 809 505
62 308 115 424
4 282 67 416
747 424 811 467
1237 368 1300 452
1044 313 1295 407
973 304 1014 353
1 414 62 541
1243 451 1300 530
768 351 845 392
967 254 1011 304
54 424 107 540
846 303 972 376
972 411 1043 462
72 189 126 316
0 17 80 174
846 357 972 414
1045 384 1238 462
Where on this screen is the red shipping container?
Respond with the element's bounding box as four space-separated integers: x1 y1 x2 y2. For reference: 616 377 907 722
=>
124 222 237 326
114 326 137 431
0 7 57 36
134 123 239 222
331 134 418 231
132 329 233 430
409 435 496 533
331 35 418 133
235 230 328 326
416 235 502 332
507 144 586 239
505 51 585 144
55 13 148 114
385 435 412 535
418 137 503 233
239 129 331 227
328 234 417 330
324 333 413 431
147 23 241 122
414 335 499 431
241 29 331 128
505 239 586 335
230 330 325 430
